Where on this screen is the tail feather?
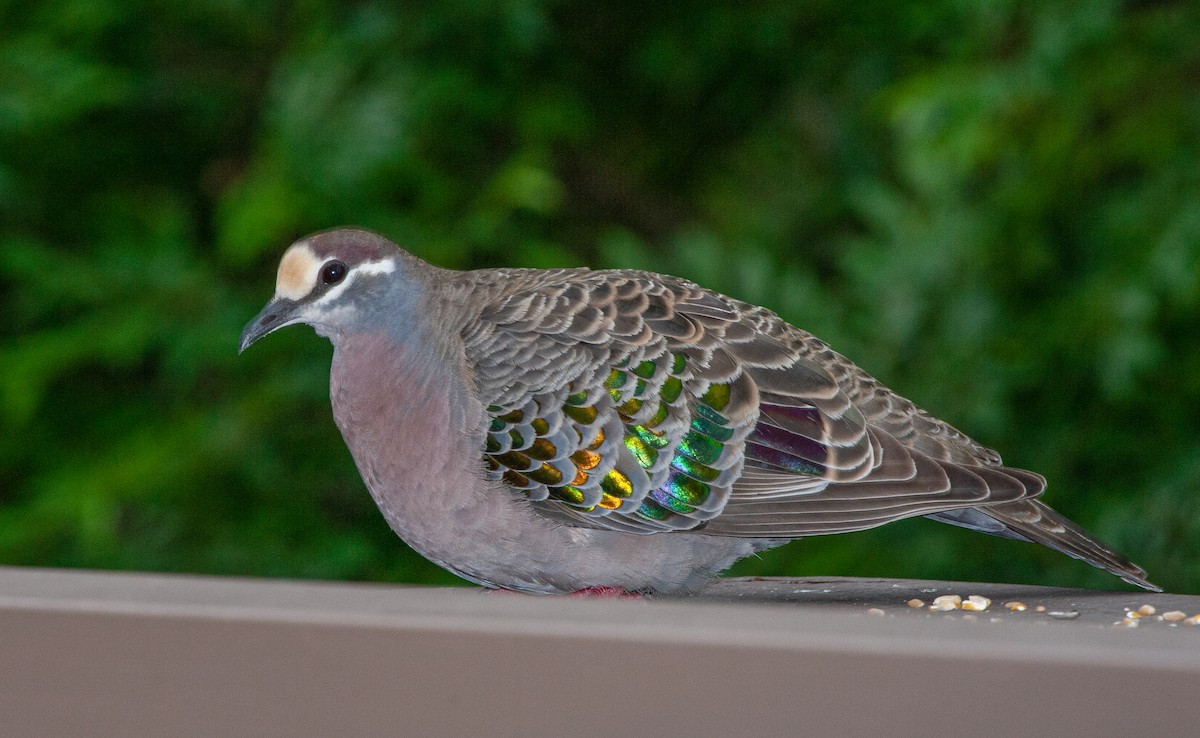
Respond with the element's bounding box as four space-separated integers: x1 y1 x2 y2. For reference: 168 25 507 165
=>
978 499 1159 591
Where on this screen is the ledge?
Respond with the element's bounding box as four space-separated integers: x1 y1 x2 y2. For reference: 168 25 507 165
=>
1 566 1197 736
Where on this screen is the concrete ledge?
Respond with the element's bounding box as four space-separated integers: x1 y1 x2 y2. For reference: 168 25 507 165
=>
1 566 1197 736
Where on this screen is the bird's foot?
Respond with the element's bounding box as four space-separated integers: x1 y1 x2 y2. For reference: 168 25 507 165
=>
483 586 643 597
566 586 642 598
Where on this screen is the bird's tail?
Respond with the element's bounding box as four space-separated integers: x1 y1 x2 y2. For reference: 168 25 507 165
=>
979 499 1159 591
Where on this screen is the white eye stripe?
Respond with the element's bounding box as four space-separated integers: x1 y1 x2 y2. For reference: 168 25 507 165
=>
317 271 357 304
354 259 397 278
312 258 396 305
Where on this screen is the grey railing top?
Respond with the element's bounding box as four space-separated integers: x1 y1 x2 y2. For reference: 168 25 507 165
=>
1 566 1197 736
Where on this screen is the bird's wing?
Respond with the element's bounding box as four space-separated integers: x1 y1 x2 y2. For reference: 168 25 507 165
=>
460 268 1043 536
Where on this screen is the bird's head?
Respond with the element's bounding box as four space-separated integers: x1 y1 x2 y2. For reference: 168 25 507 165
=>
239 228 411 353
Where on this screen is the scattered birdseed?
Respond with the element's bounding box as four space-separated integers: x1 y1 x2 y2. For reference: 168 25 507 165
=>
1124 610 1142 620
1162 611 1187 622
1004 601 1028 612
906 598 925 608
1136 604 1156 616
1035 605 1047 613
867 608 886 617
1185 616 1200 626
961 595 991 612
1046 610 1080 620
929 594 962 611
1120 617 1140 628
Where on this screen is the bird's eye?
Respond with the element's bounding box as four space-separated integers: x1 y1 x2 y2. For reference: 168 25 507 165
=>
321 260 347 285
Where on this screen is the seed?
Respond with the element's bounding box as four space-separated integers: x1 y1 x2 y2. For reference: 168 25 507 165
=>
961 595 991 612
1004 601 1028 612
1120 617 1140 628
906 598 925 608
867 608 885 617
1137 604 1157 616
929 594 962 611
1046 610 1080 620
1162 611 1187 622
1035 605 1047 613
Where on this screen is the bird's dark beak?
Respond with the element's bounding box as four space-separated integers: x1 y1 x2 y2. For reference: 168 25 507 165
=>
238 297 300 354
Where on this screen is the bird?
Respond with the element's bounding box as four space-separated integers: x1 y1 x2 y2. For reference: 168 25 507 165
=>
239 227 1157 595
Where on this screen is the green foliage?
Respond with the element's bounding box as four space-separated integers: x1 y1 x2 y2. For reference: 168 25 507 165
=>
3 0 1199 592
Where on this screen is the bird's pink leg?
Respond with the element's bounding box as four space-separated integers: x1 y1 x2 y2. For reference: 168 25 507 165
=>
485 586 641 598
565 586 642 598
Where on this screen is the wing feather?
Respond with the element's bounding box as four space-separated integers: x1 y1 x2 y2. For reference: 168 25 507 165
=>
460 267 1049 542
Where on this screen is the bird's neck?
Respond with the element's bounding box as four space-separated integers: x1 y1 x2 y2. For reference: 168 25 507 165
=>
330 330 577 590
329 330 487 522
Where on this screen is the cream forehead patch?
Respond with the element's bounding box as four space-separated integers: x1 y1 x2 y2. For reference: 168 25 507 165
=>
275 243 321 300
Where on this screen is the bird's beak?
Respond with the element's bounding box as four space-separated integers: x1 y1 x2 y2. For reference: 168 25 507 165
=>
238 297 301 354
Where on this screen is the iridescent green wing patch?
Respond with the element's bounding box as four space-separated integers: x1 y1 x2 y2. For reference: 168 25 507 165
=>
620 360 748 526
483 381 647 515
483 399 580 496
485 347 756 532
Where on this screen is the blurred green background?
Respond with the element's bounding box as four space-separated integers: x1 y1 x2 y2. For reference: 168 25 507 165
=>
3 1 1198 593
